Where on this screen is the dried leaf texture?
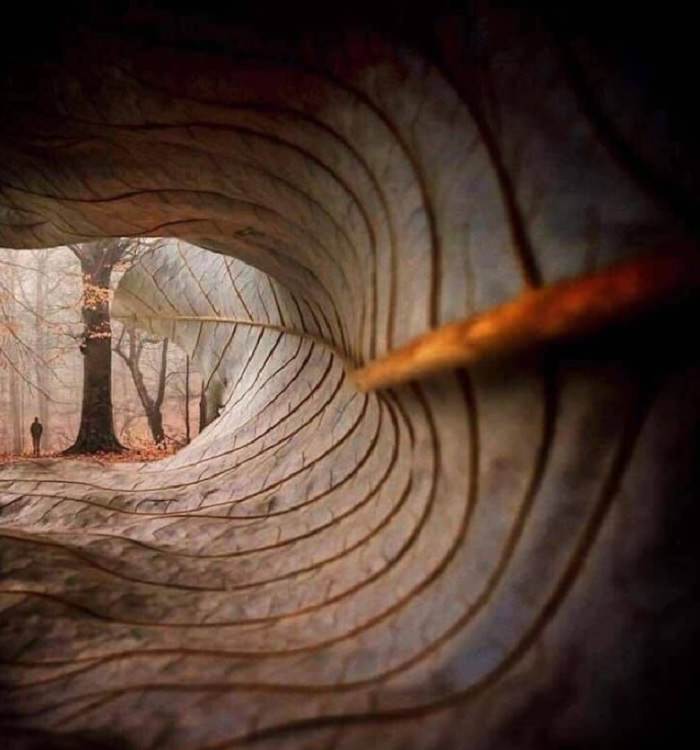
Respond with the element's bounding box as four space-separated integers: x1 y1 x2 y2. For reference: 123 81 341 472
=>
1 6 699 749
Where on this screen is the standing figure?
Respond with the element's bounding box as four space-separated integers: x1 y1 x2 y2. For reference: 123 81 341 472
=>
30 417 43 457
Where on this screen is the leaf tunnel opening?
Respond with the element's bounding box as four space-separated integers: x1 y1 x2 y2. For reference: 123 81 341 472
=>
1 5 699 749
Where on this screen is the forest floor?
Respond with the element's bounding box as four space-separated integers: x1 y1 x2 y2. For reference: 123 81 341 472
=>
0 444 182 465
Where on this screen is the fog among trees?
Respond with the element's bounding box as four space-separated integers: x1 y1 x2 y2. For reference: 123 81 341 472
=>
0 239 202 457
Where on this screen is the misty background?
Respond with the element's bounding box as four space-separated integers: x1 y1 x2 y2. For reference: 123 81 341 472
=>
0 240 203 455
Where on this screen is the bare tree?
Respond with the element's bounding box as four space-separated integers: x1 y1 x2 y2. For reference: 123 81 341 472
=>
158 349 202 446
8 268 24 453
184 354 191 444
114 326 168 445
34 249 49 432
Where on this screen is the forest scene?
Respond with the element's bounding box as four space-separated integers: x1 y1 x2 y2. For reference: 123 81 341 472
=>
0 240 203 460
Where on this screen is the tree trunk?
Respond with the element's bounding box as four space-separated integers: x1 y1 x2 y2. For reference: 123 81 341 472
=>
146 408 165 445
34 249 49 445
184 354 191 444
141 338 167 445
198 391 208 432
151 338 168 445
64 252 123 454
8 265 23 454
115 329 168 445
9 354 23 454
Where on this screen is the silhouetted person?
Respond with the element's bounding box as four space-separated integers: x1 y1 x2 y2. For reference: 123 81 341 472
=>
30 417 43 457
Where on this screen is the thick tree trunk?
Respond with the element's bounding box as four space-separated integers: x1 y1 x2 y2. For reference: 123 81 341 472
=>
64 252 123 454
